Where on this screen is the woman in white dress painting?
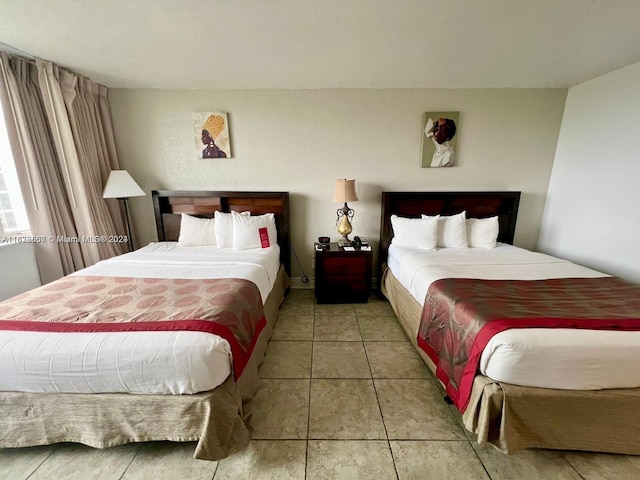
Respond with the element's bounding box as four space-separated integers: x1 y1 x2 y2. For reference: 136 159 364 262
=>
424 117 457 167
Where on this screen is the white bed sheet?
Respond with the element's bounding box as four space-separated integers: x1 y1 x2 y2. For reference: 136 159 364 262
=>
0 242 280 395
388 243 640 390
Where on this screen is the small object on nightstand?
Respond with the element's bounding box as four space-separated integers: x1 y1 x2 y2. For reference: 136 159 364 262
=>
353 236 368 246
352 236 370 248
318 236 330 245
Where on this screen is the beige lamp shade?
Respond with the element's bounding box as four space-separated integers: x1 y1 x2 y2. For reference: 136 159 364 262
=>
333 179 358 203
102 170 145 199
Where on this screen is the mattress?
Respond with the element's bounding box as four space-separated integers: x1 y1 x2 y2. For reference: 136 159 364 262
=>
387 243 640 390
0 242 281 395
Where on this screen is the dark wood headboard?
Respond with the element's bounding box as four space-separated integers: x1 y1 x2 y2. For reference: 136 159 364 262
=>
152 190 290 275
378 191 521 276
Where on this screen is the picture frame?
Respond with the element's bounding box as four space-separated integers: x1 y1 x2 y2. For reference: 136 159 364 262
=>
420 111 459 168
192 112 231 159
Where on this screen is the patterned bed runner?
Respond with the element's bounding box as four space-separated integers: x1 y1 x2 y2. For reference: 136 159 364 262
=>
0 275 266 380
417 276 640 412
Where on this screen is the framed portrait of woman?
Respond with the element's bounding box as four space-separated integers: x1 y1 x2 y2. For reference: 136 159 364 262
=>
421 111 459 168
192 112 232 159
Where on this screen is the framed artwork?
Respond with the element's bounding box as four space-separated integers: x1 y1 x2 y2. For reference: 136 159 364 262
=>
420 111 459 168
192 112 231 158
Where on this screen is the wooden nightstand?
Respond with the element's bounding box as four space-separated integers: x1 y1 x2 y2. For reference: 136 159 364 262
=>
314 243 372 304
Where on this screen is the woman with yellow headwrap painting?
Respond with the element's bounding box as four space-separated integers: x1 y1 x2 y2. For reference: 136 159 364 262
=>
194 112 231 158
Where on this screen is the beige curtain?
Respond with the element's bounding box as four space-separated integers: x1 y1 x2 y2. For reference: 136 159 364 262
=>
0 52 83 283
0 53 128 282
36 60 126 264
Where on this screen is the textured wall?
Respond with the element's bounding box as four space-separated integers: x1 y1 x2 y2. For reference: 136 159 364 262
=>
109 88 567 283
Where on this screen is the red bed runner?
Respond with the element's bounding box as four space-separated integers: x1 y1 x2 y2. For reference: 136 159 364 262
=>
0 275 267 381
417 276 640 412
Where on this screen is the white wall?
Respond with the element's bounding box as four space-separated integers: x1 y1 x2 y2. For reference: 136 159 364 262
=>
538 62 640 282
109 88 567 283
0 242 41 300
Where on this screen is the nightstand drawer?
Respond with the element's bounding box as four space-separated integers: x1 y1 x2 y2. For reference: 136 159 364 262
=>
314 243 373 304
322 257 366 275
324 274 366 284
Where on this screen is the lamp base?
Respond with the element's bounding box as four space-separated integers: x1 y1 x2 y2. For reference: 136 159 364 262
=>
121 197 134 252
336 203 354 242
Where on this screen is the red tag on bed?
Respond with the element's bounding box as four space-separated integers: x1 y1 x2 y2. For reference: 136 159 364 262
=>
259 227 270 248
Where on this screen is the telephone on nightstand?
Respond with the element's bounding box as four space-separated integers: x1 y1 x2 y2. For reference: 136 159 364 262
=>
351 236 369 248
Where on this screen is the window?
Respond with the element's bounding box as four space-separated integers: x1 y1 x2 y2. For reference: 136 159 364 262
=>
0 99 30 236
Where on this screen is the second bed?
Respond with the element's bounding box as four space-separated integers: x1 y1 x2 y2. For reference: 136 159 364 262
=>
379 191 640 455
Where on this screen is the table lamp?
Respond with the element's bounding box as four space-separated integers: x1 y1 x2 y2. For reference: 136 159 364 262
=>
333 178 358 244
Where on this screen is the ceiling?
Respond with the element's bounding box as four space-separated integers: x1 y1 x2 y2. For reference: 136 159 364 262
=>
1 0 640 90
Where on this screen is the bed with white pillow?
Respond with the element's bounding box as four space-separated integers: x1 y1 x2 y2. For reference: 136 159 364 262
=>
378 191 640 456
0 242 282 395
0 190 291 461
387 243 640 391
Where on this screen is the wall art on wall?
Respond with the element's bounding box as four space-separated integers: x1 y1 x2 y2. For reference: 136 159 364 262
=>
421 111 459 168
193 112 231 158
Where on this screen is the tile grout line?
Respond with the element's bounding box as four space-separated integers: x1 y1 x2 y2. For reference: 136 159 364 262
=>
24 446 58 480
210 458 219 480
356 311 401 480
248 437 414 441
467 442 495 480
304 305 317 480
117 443 142 480
563 455 587 480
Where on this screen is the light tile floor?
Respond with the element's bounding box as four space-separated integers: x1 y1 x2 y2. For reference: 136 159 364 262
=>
4 289 640 479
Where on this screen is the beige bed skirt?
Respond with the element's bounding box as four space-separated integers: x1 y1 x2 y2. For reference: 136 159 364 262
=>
0 266 290 461
380 263 640 455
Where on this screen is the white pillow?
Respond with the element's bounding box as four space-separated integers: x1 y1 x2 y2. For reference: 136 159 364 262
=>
466 216 499 249
214 210 250 248
178 213 216 247
424 211 468 248
232 211 278 250
390 214 439 250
